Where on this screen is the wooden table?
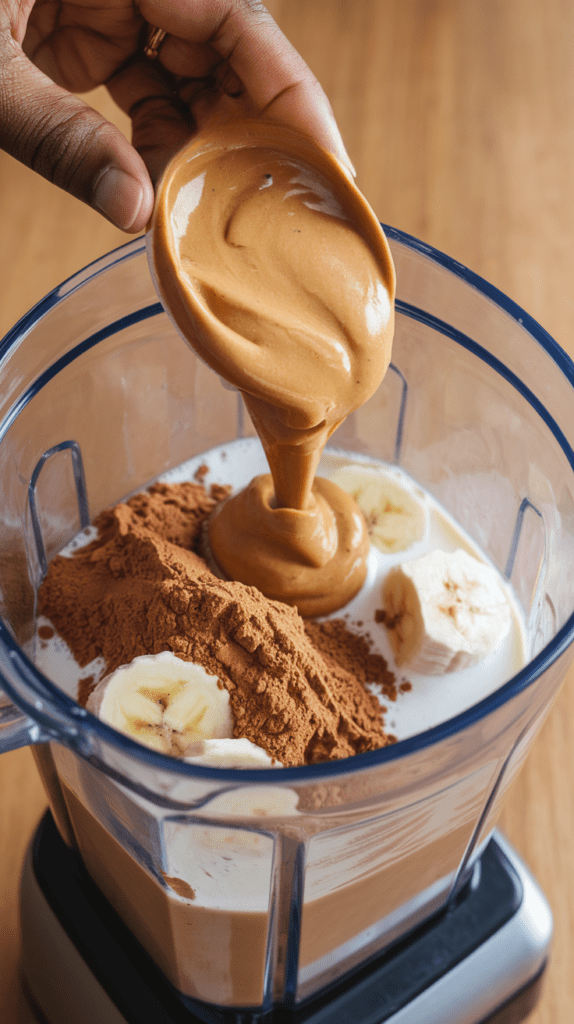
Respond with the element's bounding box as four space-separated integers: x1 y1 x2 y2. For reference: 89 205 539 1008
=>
1 1 573 1020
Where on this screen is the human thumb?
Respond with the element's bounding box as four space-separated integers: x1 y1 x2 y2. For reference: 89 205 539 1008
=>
0 45 154 232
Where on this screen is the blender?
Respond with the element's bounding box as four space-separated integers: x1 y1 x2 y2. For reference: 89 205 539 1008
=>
1 227 573 1024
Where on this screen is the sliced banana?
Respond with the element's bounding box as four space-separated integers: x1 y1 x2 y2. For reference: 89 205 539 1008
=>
86 651 233 755
185 737 282 768
381 548 512 674
329 464 427 553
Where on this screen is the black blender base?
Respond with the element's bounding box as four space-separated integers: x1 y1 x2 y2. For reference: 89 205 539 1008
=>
19 812 551 1024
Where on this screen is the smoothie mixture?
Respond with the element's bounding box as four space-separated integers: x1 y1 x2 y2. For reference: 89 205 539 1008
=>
37 443 526 754
34 117 529 1007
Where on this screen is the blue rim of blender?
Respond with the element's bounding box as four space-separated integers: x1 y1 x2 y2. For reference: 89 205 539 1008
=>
1 227 574 783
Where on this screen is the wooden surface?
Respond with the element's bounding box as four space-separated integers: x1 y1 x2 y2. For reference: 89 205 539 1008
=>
1 1 574 1020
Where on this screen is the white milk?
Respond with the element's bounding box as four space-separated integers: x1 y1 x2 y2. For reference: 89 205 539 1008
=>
35 437 528 743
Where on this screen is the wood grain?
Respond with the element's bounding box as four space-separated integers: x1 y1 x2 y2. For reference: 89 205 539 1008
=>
1 1 574 1021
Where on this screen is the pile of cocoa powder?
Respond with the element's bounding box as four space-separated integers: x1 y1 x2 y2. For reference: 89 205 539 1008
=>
38 481 397 767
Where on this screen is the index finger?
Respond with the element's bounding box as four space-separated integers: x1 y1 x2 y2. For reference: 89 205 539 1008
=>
139 0 355 175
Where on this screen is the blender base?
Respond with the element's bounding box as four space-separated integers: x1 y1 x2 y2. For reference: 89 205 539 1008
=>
19 811 551 1024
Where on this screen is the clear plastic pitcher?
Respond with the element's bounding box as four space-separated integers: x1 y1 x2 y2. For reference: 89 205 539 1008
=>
1 228 574 1015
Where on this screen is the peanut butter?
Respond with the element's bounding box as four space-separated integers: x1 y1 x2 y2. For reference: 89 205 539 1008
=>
149 118 395 616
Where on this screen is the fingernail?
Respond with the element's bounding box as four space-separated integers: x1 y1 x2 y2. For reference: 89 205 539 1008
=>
323 119 356 178
339 152 357 180
335 139 357 179
93 166 145 231
327 145 356 183
344 153 357 178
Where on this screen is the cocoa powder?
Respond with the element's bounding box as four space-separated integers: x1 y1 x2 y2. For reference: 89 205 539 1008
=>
38 482 394 767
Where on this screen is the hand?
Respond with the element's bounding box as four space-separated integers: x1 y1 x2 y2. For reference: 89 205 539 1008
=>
0 0 354 232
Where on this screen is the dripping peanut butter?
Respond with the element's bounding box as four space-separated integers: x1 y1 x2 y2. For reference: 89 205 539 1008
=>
149 118 395 616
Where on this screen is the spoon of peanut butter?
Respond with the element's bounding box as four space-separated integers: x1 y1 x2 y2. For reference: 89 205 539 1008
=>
148 117 395 617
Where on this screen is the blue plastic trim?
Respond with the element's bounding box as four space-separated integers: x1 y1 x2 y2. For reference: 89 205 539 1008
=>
396 298 574 468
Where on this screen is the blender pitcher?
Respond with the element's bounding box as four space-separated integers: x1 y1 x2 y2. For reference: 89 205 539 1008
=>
1 228 574 1019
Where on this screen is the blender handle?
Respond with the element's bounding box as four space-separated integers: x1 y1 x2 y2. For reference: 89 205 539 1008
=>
29 439 90 579
0 689 49 753
0 440 90 758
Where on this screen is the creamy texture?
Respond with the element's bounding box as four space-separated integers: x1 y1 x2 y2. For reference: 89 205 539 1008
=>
149 118 395 615
208 472 369 617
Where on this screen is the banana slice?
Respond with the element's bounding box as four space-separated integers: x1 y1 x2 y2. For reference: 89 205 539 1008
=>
381 548 512 674
329 464 427 553
185 738 282 768
86 651 233 755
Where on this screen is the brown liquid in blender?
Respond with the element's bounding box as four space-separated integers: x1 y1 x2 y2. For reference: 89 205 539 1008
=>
61 783 481 1006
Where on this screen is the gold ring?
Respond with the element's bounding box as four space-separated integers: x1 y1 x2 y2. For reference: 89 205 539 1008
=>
143 25 167 60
